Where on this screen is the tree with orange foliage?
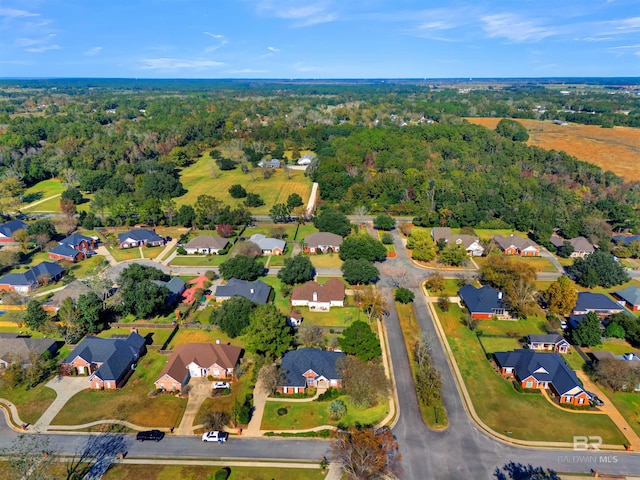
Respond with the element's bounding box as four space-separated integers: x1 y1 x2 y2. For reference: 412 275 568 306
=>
331 426 401 480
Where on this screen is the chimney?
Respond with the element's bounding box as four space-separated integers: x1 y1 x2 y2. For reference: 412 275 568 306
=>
498 292 503 300
130 327 138 335
313 292 318 302
624 353 634 361
250 288 254 294
216 339 220 345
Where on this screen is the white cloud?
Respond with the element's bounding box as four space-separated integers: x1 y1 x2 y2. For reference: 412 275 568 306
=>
84 46 102 56
267 46 280 53
294 62 322 72
481 14 555 42
203 32 223 39
256 1 336 27
0 8 39 18
611 16 640 31
140 58 225 70
25 44 61 53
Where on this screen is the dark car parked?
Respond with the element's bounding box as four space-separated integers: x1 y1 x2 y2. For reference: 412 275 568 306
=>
136 430 165 442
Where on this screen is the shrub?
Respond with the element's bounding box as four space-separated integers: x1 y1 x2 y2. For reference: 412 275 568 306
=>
381 232 394 244
177 247 187 255
328 399 347 420
394 287 415 304
215 467 231 480
229 184 247 198
316 388 340 402
207 375 214 381
277 407 288 416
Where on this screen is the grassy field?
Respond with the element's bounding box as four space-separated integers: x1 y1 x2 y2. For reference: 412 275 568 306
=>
245 224 298 240
437 304 627 444
169 254 229 267
477 336 522 354
296 224 319 241
261 395 388 430
168 328 246 350
0 382 56 425
473 255 557 273
64 255 109 279
606 391 640 439
396 302 448 428
465 118 640 181
587 339 637 355
474 315 548 337
103 464 325 480
21 179 65 207
106 245 142 262
176 153 312 214
51 351 187 428
299 306 361 328
309 254 343 269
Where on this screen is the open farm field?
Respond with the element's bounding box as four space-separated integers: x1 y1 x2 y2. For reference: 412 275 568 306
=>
465 118 640 181
176 153 312 214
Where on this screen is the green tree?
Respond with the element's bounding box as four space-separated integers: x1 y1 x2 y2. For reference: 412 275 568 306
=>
245 304 293 359
77 292 104 334
543 276 578 315
567 250 630 288
338 235 387 262
438 243 468 266
269 203 292 223
557 241 575 258
219 255 264 281
286 193 303 209
27 219 57 239
119 263 166 283
277 255 315 285
373 214 395 231
604 322 625 339
121 280 168 318
338 320 381 361
313 209 351 237
228 184 247 198
24 299 48 331
394 287 415 304
61 187 83 205
194 194 223 228
341 259 379 285
244 193 264 208
211 296 257 338
496 119 529 142
571 312 602 347
177 204 196 227
408 229 437 262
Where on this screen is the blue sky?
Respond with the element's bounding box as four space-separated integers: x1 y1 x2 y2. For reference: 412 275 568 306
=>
1 0 639 78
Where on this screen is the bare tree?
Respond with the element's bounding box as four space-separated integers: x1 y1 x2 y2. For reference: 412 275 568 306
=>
283 164 292 179
352 205 368 227
203 410 231 431
258 363 284 395
1 434 57 480
233 240 262 258
296 324 325 348
337 356 388 408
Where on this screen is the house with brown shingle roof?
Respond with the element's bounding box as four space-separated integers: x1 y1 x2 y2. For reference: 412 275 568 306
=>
183 235 229 254
291 278 345 311
304 232 343 254
154 342 242 392
493 235 540 257
549 235 595 258
430 227 484 257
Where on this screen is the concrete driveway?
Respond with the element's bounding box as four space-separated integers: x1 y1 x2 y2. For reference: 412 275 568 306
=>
33 376 88 431
176 377 211 435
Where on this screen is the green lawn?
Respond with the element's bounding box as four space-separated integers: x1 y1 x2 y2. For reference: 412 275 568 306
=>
175 153 312 215
396 302 448 429
264 244 292 267
309 254 343 269
107 245 142 262
103 464 325 480
261 395 388 430
0 382 56 425
21 179 65 207
425 278 461 297
64 255 109 279
13 250 50 269
98 327 174 347
169 254 229 267
261 276 290 314
474 316 548 337
587 339 637 355
575 279 640 295
437 304 627 444
470 229 522 241
606 390 640 439
296 224 319 241
245 224 298 240
51 351 187 428
473 255 557 273
477 336 522 354
168 328 246 350
564 347 587 371
301 306 361 328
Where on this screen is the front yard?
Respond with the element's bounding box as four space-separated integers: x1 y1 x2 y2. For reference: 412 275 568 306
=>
437 304 627 445
98 327 175 348
50 351 187 428
106 245 142 262
473 255 558 273
606 391 640 439
0 382 56 425
261 395 388 431
309 253 343 269
168 328 247 351
102 464 325 480
169 254 229 267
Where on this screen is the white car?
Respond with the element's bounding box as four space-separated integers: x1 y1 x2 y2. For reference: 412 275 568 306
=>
213 382 230 390
202 431 228 443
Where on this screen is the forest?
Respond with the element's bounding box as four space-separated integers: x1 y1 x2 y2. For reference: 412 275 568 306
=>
0 79 638 246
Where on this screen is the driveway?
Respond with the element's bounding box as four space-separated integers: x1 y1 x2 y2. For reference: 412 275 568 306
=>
33 376 88 432
176 377 211 435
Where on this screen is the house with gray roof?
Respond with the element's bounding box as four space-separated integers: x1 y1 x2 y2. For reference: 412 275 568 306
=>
458 284 510 320
431 227 484 257
48 244 84 263
526 334 570 354
550 235 595 258
249 234 285 255
183 235 229 255
572 292 624 316
494 350 589 405
614 285 640 312
493 235 540 257
61 331 146 389
278 348 345 394
304 232 343 254
118 228 164 248
0 336 60 369
613 235 640 246
0 262 64 294
214 278 271 305
151 277 186 304
0 219 27 244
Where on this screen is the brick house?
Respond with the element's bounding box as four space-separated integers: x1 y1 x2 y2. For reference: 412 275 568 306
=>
493 235 541 257
291 278 345 311
303 232 343 254
248 234 285 255
117 228 164 248
278 348 345 394
614 286 640 312
0 262 64 294
458 284 510 320
0 220 27 244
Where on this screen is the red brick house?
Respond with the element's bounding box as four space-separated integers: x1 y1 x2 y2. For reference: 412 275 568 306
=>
494 350 590 406
614 286 640 312
278 348 345 394
154 342 242 392
303 232 343 254
494 235 541 257
526 334 570 354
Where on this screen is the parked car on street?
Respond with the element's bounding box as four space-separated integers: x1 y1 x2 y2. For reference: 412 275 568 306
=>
136 430 165 442
202 431 229 443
